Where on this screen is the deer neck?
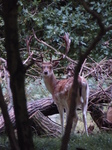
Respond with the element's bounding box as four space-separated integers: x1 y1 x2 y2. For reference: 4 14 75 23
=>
43 73 58 95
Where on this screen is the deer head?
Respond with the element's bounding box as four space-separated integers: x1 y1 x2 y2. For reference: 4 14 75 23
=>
41 61 59 77
36 54 63 78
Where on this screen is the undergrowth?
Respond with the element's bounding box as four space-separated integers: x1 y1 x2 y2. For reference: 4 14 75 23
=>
33 132 112 150
0 132 112 150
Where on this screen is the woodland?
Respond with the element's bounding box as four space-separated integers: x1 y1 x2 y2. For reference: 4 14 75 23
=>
0 0 112 150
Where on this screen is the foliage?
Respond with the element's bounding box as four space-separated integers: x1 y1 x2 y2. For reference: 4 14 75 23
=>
0 1 112 149
0 0 112 98
16 0 112 61
0 0 112 64
0 134 10 150
1 0 112 59
1 0 112 107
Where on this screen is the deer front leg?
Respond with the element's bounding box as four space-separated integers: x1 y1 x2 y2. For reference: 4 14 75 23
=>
57 105 64 135
65 103 69 124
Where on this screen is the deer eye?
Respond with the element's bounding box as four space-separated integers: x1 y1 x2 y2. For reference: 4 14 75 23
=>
50 66 52 70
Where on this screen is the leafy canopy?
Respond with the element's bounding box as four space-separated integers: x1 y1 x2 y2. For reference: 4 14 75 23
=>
0 0 112 60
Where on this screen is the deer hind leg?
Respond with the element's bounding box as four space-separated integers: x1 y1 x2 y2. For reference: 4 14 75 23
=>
71 110 78 134
81 85 89 136
82 101 88 136
81 91 88 136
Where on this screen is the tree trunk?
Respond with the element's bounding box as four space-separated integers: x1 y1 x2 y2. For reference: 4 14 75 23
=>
0 99 61 137
0 96 112 136
27 98 58 116
89 104 112 130
3 1 34 149
30 110 61 137
0 85 19 150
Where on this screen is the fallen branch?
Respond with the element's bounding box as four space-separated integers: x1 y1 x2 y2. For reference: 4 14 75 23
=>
0 98 60 137
0 86 112 136
30 110 61 137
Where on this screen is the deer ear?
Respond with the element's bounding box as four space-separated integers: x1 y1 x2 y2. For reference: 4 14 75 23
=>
52 61 60 68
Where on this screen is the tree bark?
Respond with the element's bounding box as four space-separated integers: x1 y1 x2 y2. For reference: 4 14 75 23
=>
30 110 61 137
3 1 34 149
0 85 19 150
0 99 60 137
89 103 112 130
27 98 58 116
0 96 112 136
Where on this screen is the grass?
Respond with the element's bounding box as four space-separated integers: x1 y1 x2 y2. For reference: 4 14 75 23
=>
1 110 111 150
69 133 112 150
0 110 111 150
0 132 112 150
33 132 112 150
49 111 99 134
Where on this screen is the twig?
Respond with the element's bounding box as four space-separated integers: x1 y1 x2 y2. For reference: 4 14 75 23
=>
99 85 112 102
79 58 87 76
23 52 34 65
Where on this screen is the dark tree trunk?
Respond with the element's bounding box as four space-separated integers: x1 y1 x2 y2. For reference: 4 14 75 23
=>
3 1 34 150
0 85 19 150
60 0 112 149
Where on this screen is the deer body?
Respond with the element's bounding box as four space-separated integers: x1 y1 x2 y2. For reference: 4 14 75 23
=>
27 31 89 135
41 61 89 135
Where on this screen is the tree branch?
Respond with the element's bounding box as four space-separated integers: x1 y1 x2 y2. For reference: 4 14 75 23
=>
60 1 112 150
79 0 105 31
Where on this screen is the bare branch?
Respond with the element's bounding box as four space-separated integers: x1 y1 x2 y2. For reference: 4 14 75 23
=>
79 58 87 76
61 1 112 150
23 52 34 65
79 0 105 31
25 35 33 55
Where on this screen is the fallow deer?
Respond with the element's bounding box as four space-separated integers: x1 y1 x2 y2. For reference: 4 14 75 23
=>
37 33 89 136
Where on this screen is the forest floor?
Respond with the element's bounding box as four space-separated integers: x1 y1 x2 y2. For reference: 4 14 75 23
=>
33 132 112 150
0 127 112 150
0 109 111 150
